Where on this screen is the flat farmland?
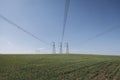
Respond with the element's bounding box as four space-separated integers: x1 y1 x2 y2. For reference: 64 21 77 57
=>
0 54 120 80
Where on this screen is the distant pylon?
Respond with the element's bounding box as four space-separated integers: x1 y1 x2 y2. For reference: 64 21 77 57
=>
59 42 63 54
52 42 56 54
66 42 69 54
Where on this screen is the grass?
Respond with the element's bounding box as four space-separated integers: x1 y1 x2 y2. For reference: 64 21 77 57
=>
0 54 120 80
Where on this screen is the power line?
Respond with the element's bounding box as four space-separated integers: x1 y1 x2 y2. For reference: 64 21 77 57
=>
61 0 70 42
0 14 49 45
81 26 120 45
59 0 70 54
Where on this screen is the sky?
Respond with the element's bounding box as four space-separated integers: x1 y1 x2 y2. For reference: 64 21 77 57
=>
0 0 120 55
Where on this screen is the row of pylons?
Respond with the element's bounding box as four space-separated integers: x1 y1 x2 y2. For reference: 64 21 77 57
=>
52 42 69 54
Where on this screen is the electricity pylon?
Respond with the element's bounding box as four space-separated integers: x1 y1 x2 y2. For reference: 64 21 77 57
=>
59 42 63 54
66 42 69 54
52 42 56 54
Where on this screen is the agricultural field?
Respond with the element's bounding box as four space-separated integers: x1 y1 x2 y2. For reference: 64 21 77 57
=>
0 54 120 80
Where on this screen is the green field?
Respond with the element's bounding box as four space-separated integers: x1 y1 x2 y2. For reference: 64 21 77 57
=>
0 54 120 80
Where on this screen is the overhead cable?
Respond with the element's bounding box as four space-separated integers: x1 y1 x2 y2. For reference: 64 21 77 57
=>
61 0 70 42
0 14 49 45
81 26 120 45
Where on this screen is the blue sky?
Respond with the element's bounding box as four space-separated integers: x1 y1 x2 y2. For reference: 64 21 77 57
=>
0 0 120 55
